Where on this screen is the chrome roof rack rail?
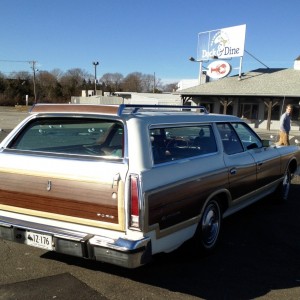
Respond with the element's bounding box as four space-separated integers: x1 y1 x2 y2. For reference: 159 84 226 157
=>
29 103 209 116
117 104 208 116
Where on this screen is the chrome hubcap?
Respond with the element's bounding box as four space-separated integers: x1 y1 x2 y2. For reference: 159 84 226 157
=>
201 201 220 249
282 171 291 200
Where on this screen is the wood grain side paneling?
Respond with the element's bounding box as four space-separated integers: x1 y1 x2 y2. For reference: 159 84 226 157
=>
146 171 228 230
0 170 122 225
0 189 118 223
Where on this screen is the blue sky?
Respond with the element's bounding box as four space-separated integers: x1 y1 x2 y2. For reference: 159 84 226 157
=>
0 0 299 83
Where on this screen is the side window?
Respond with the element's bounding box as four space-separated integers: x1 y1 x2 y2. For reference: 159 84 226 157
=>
150 124 217 164
232 122 262 150
216 123 244 155
8 118 124 158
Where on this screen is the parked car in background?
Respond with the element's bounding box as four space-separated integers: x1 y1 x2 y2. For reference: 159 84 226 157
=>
0 104 299 268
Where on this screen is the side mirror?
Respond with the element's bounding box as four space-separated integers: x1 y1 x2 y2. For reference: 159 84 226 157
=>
247 143 258 150
262 139 271 147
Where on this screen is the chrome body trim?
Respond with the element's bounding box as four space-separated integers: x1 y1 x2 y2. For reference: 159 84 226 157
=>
0 215 151 268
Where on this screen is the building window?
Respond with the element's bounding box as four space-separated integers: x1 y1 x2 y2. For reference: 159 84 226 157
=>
263 104 280 120
239 104 258 119
219 103 233 115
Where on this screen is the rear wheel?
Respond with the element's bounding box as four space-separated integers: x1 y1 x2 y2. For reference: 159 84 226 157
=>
195 199 222 252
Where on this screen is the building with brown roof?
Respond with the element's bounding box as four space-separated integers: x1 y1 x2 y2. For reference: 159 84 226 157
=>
176 57 300 130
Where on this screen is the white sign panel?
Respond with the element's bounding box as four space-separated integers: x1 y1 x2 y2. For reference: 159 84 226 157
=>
206 61 232 79
197 24 246 60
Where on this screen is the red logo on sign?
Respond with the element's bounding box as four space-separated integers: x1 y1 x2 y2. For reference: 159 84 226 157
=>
207 61 231 79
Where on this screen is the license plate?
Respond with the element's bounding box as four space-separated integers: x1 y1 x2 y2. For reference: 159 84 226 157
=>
25 231 53 250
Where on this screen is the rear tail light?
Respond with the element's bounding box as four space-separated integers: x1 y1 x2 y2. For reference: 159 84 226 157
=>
130 175 140 229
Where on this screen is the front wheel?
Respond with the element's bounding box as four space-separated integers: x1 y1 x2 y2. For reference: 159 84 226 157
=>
195 199 222 252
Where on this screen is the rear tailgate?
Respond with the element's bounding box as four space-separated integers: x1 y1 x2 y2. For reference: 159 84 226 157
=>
0 152 127 231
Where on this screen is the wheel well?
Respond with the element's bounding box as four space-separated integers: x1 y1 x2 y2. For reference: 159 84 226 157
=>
289 159 298 175
212 192 229 215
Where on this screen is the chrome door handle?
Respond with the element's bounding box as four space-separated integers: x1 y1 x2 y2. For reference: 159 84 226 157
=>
230 168 237 175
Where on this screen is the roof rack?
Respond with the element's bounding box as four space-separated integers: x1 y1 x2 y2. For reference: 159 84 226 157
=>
30 103 209 116
117 104 208 115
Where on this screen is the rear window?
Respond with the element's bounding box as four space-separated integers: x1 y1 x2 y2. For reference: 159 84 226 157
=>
150 124 217 164
8 117 124 158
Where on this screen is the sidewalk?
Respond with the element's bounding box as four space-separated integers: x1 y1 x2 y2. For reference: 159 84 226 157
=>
254 128 300 146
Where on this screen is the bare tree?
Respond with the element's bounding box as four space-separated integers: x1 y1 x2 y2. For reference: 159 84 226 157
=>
0 71 32 105
36 71 61 102
121 72 144 92
0 72 6 93
50 68 63 81
0 67 178 106
140 74 154 92
100 73 124 92
162 82 178 92
121 72 164 93
59 68 89 99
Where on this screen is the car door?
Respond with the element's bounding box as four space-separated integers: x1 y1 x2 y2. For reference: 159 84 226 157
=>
216 123 257 200
231 122 281 189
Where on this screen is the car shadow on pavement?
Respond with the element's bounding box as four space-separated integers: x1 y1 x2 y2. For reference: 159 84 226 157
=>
0 273 106 300
41 179 300 300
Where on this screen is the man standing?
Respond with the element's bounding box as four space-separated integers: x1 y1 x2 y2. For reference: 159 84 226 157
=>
277 104 292 146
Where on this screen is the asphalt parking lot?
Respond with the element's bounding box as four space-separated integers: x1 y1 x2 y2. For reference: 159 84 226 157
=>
1 106 300 299
1 182 300 300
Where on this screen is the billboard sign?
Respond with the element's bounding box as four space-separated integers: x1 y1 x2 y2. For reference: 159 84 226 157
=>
197 24 246 60
206 61 232 79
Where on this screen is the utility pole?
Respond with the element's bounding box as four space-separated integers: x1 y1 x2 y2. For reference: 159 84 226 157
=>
30 61 37 103
93 61 99 96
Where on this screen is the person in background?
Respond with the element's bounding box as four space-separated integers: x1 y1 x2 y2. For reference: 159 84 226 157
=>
276 104 292 146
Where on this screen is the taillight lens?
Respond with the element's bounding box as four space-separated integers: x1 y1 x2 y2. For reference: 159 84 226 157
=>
130 175 140 228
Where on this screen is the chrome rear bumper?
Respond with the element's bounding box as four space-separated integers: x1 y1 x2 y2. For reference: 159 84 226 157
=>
0 215 151 268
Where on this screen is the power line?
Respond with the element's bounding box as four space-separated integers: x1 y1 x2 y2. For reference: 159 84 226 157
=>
0 59 31 63
0 59 36 74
